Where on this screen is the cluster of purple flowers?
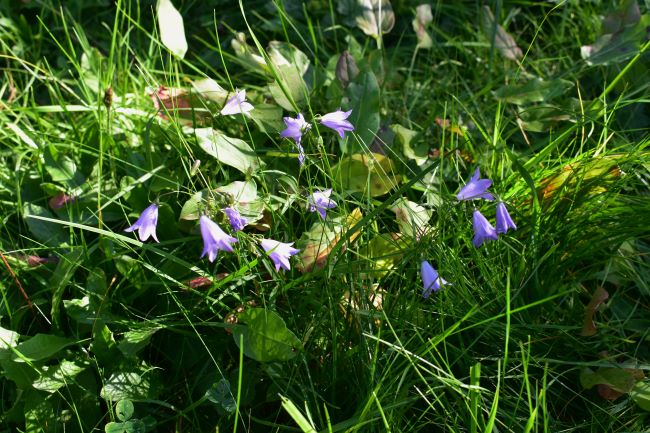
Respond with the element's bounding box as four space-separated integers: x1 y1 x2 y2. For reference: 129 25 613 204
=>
124 187 339 273
420 168 517 298
280 109 354 165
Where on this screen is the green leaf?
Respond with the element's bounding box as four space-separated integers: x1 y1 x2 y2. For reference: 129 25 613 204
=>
115 399 134 422
0 359 39 388
631 381 650 411
118 326 161 358
0 326 19 350
280 394 317 433
25 393 55 433
334 153 401 197
100 370 156 402
579 367 641 393
268 64 308 111
343 71 380 153
581 11 649 65
232 308 302 362
32 358 89 393
156 0 187 58
43 146 85 188
13 334 75 362
193 128 262 174
105 420 146 433
179 189 211 222
205 379 237 414
494 78 573 105
391 124 428 166
216 180 264 223
23 203 69 247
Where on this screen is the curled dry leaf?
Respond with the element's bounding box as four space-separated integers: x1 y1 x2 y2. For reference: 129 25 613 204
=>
412 4 433 49
581 286 609 337
356 0 395 39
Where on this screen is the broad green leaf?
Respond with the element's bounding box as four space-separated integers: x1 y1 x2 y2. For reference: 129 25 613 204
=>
232 308 302 362
118 326 161 358
267 41 310 76
343 71 380 153
495 78 573 105
0 326 19 350
231 32 267 72
100 370 156 401
25 394 55 433
156 0 187 58
193 128 262 174
580 367 643 393
335 153 401 197
179 189 211 222
391 124 428 166
205 379 237 413
105 420 146 433
114 255 146 290
362 233 408 275
268 64 308 111
116 399 134 422
581 3 649 65
480 6 523 61
13 334 75 362
32 358 89 392
191 78 228 105
518 105 573 132
249 103 284 134
23 203 69 247
0 359 38 388
297 208 363 272
631 381 650 411
216 180 264 224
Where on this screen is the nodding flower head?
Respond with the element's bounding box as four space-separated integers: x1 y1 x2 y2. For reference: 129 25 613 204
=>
124 204 159 242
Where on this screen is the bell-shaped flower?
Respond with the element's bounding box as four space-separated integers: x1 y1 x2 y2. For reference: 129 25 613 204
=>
319 109 354 138
308 189 337 220
222 207 247 232
124 203 159 242
472 210 498 247
495 202 517 234
220 89 254 116
260 239 300 272
280 113 311 144
421 260 449 298
457 168 494 201
200 215 237 262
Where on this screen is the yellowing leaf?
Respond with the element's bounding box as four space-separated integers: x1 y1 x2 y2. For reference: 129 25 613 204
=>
298 208 363 273
335 153 401 197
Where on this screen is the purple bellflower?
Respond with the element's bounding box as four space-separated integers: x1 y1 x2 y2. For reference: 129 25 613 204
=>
319 109 354 138
222 207 247 232
200 215 238 262
495 202 517 234
472 210 498 247
220 89 254 116
280 113 311 165
421 260 449 298
260 239 300 272
308 189 337 220
124 203 159 242
457 168 495 201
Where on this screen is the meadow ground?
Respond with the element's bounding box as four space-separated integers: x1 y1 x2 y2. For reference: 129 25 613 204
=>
0 1 649 432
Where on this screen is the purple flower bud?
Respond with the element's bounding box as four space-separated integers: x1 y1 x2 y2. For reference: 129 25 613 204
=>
260 239 300 272
124 204 159 242
200 215 238 262
335 50 359 88
220 89 254 116
49 193 76 210
495 202 517 234
222 207 247 232
421 260 449 298
320 109 354 138
457 168 495 201
308 189 337 220
472 210 498 247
